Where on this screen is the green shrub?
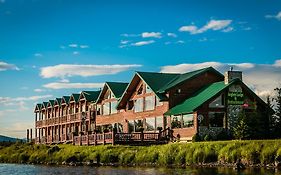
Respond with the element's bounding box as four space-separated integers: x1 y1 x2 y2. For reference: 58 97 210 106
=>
261 145 278 164
204 134 212 141
216 130 230 140
192 133 201 142
119 150 136 164
100 149 119 163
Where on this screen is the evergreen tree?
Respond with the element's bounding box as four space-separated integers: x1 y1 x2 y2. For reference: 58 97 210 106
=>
233 111 250 140
267 95 275 137
274 87 281 137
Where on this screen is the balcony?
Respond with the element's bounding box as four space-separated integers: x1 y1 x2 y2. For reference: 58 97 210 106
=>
35 120 43 127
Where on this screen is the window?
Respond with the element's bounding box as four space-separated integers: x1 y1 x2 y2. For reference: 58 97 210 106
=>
128 120 134 133
128 120 144 132
137 84 143 95
128 100 134 110
156 97 163 106
145 117 155 131
103 102 110 115
146 85 153 93
134 98 143 112
97 104 101 115
209 94 225 108
104 90 111 99
111 101 117 114
209 112 224 127
144 96 155 111
113 123 123 133
134 120 144 132
156 116 163 129
182 114 194 128
171 115 182 129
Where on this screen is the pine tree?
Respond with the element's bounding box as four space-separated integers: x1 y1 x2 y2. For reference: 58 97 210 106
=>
274 87 281 137
267 95 275 137
233 111 250 140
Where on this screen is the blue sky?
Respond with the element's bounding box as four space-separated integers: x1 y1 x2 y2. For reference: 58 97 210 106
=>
0 0 281 138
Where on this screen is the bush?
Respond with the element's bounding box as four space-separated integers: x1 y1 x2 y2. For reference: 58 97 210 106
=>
204 134 212 141
192 133 201 142
216 130 230 140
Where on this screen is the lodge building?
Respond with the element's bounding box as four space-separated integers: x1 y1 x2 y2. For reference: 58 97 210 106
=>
34 67 269 145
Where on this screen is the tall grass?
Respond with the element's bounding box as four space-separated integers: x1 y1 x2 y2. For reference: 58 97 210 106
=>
1 140 281 166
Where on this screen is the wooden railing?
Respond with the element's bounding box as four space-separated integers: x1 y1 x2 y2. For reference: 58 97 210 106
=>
61 134 66 141
35 120 43 127
35 128 173 145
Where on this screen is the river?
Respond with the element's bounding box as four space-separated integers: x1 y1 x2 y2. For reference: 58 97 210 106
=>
0 163 281 175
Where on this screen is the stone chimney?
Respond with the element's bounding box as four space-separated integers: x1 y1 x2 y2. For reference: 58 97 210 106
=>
224 67 242 84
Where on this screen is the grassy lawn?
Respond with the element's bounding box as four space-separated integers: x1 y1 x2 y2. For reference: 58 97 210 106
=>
1 140 281 166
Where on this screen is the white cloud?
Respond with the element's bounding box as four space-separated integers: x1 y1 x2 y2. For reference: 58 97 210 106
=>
73 51 79 55
69 43 78 48
161 62 223 73
179 25 198 34
14 95 53 101
222 27 234 33
265 11 281 21
131 40 155 46
0 61 19 71
80 45 89 49
40 64 142 78
121 33 140 37
0 95 53 110
142 32 162 38
0 0 5 3
161 60 281 101
43 82 104 89
60 45 66 49
167 33 177 38
34 88 46 92
274 59 281 67
59 78 70 83
179 19 233 34
176 40 185 44
34 53 43 57
120 40 130 44
199 37 208 42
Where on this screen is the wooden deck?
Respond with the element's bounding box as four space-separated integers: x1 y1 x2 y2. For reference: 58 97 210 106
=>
36 128 174 145
72 128 173 146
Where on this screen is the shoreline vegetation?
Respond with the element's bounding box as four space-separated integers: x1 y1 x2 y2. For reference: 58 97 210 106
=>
1 140 281 169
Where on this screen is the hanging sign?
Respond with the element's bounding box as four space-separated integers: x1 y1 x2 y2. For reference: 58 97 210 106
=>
227 91 244 105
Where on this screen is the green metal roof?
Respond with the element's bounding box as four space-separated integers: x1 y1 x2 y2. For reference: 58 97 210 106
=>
158 67 224 93
48 100 55 107
62 96 70 104
82 90 101 102
42 102 48 108
55 98 62 106
71 93 80 103
34 103 42 112
106 82 129 98
165 80 239 116
136 71 179 100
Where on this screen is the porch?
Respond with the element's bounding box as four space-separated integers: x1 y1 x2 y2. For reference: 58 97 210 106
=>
72 128 173 146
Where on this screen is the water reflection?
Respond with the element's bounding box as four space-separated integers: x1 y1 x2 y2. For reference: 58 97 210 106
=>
0 164 281 175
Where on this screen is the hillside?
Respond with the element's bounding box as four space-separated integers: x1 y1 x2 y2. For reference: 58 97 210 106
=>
0 135 21 142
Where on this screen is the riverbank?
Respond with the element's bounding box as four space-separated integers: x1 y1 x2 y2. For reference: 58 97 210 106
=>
1 140 281 168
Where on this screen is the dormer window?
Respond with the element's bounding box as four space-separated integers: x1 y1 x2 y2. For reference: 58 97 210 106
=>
104 90 111 99
146 85 153 93
209 94 225 108
137 84 143 95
